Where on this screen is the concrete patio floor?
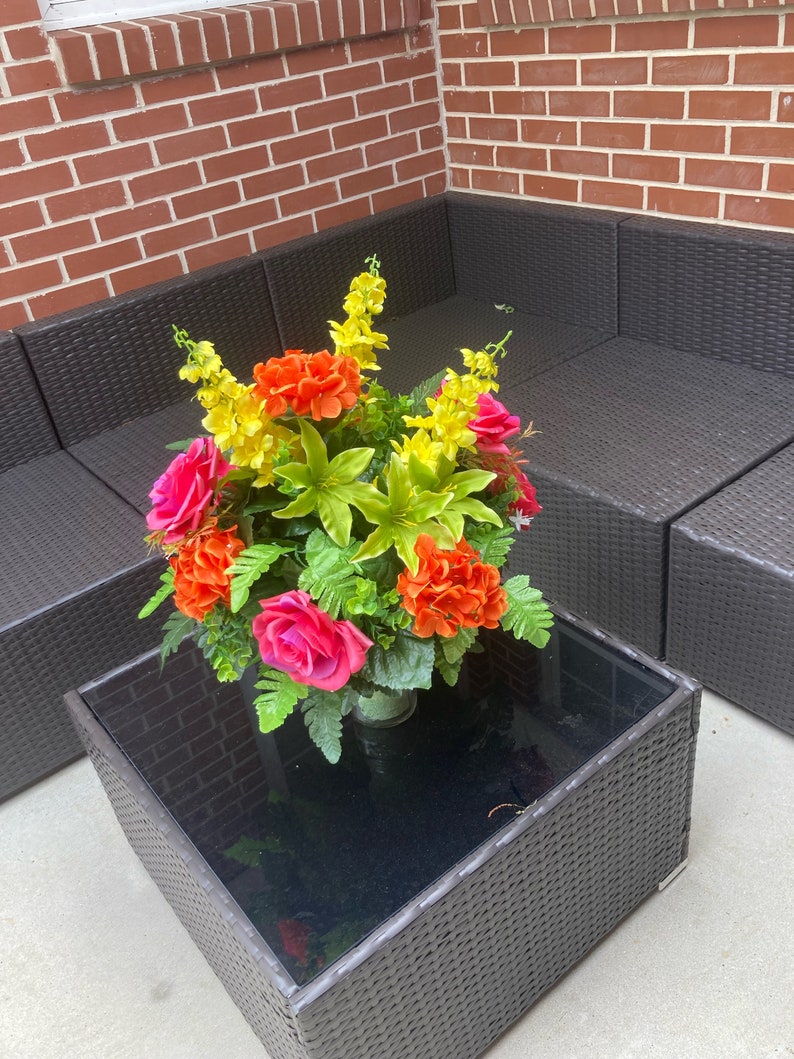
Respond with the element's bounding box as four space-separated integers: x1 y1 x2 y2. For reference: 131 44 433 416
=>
1 687 792 1059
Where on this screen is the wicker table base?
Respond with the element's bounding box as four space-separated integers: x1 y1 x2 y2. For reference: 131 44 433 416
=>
66 607 700 1059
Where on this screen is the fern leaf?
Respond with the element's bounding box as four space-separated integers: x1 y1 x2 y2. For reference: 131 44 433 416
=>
252 668 307 733
227 543 294 612
500 575 554 649
297 530 361 618
159 611 195 669
301 691 344 763
408 368 448 414
466 523 515 568
138 567 175 618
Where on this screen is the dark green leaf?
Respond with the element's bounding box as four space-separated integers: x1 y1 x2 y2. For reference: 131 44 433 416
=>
301 692 344 763
159 611 195 669
408 368 447 415
361 630 435 690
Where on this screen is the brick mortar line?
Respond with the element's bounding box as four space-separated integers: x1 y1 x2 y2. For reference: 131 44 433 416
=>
466 160 785 194
5 139 442 249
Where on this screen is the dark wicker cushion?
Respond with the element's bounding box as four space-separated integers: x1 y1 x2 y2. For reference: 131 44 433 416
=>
446 193 626 334
501 337 794 657
70 399 206 514
0 331 59 472
667 443 794 733
376 294 611 396
620 216 794 378
0 450 160 800
17 256 279 447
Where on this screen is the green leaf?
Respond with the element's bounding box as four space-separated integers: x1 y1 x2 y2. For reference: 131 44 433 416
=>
408 368 447 415
361 630 435 690
253 667 307 733
466 523 515 568
227 543 294 612
500 575 555 649
138 567 175 618
297 531 362 619
159 611 195 669
434 627 479 687
301 691 345 763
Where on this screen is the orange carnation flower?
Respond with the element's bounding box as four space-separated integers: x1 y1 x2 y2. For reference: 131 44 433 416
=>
396 534 508 639
170 526 246 621
252 349 361 421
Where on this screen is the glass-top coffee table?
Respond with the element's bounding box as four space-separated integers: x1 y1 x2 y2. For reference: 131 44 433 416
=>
66 605 700 1059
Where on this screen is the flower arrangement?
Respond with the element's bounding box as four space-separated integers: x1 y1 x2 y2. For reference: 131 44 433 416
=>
141 256 553 762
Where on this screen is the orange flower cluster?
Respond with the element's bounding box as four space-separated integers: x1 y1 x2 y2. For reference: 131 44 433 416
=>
171 526 245 621
252 348 361 421
396 534 508 639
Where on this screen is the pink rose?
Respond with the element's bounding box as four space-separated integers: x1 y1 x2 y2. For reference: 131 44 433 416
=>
469 393 521 454
252 589 372 692
146 437 232 545
509 468 542 528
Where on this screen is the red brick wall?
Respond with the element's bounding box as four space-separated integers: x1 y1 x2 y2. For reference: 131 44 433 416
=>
440 0 794 229
0 0 444 327
3 0 794 328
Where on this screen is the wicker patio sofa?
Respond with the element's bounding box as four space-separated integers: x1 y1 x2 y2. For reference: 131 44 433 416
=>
3 191 792 802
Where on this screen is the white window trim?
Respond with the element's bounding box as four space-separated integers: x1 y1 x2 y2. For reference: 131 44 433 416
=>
39 0 250 31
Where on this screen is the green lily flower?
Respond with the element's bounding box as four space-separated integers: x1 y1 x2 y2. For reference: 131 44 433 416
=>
352 453 458 574
406 453 503 542
272 419 378 547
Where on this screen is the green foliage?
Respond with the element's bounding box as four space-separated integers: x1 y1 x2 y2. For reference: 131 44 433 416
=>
297 531 362 619
195 607 256 680
434 626 479 687
500 575 555 649
253 667 307 732
227 543 295 612
159 611 195 669
301 691 346 764
361 629 435 690
138 567 175 618
408 368 447 415
466 522 516 568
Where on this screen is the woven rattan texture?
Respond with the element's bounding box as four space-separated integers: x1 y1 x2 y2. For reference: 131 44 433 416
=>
1 451 150 627
66 695 311 1059
68 677 696 1059
376 294 610 396
0 332 59 472
498 338 794 657
70 399 206 513
296 704 695 1059
2 562 159 801
263 196 454 354
446 194 626 335
508 472 668 657
17 257 278 448
667 444 794 733
620 217 794 378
